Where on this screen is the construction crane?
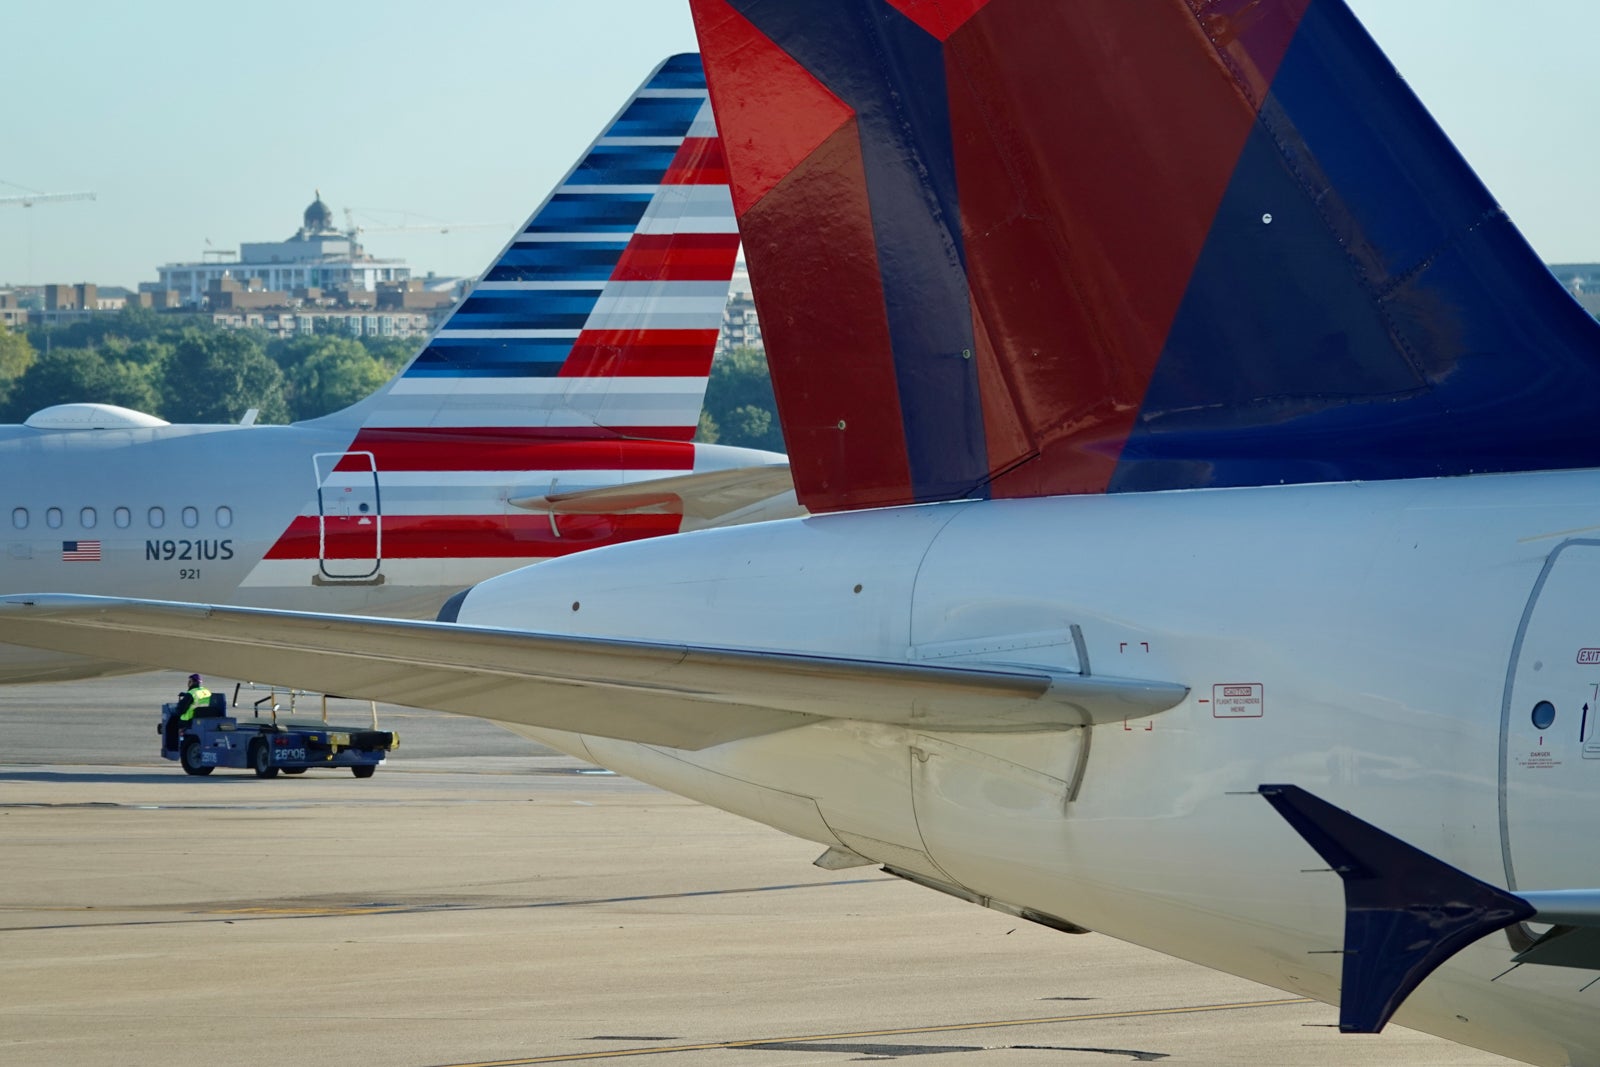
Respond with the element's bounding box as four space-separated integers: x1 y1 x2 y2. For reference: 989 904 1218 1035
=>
342 207 505 239
0 187 95 209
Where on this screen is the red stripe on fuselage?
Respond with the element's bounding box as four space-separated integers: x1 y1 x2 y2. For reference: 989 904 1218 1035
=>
264 513 685 561
334 429 697 472
560 329 719 378
662 137 731 186
611 233 742 282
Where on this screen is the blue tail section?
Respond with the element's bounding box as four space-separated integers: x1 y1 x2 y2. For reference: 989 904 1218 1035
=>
1112 1 1600 492
693 0 1600 512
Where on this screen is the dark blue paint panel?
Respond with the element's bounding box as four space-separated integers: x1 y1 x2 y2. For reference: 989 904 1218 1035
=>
483 242 627 283
731 0 988 503
1114 0 1600 491
571 145 683 186
651 54 708 91
405 338 572 378
1264 2 1494 288
455 291 599 315
609 97 705 139
524 194 654 234
405 361 568 379
450 290 601 330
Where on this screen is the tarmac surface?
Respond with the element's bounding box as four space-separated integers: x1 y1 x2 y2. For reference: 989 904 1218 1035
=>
1 673 1517 1066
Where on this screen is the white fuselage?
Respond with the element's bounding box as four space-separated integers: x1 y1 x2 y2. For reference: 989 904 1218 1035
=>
451 469 1600 1066
0 420 781 682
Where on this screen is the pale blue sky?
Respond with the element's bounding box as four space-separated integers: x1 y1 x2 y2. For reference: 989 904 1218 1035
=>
2 1 1596 289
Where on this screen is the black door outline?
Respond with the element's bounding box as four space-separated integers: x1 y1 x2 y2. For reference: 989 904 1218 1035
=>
313 451 381 580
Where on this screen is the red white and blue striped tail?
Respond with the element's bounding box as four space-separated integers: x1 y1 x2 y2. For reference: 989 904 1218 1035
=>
316 54 736 442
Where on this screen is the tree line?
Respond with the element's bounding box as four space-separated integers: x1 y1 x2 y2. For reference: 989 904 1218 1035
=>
0 310 783 451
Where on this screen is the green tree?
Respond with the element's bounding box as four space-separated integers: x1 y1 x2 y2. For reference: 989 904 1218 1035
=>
723 404 776 448
360 335 423 374
4 346 157 419
287 337 391 420
267 333 328 372
0 324 37 411
160 329 288 423
698 346 783 452
101 335 173 369
25 304 165 353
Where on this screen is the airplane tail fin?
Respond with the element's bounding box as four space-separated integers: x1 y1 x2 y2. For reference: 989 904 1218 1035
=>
316 53 736 441
691 0 1600 512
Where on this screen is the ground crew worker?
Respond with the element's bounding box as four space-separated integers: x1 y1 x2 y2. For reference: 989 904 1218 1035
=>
166 674 211 751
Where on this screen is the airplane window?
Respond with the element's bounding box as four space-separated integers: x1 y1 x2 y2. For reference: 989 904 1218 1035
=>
149 506 165 529
114 507 131 529
182 506 198 529
1532 700 1557 730
46 507 62 529
81 507 97 529
216 506 233 529
11 508 25 530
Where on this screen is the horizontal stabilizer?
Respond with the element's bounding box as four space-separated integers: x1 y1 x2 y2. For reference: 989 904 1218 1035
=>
510 463 802 526
0 595 1187 750
1258 784 1534 1034
1510 890 1600 971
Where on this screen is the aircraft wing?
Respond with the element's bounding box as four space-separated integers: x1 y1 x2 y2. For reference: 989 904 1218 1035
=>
0 594 1186 750
510 464 804 528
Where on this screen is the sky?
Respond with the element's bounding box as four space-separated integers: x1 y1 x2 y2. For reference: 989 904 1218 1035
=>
3 1 1597 290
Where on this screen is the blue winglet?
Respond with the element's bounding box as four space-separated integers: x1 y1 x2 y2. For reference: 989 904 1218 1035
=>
1258 784 1534 1033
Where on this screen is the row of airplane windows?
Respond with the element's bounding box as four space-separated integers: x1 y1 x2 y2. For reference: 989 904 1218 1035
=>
12 506 234 532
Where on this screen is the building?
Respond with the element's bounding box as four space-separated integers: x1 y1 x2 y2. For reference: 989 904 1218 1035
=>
33 283 133 326
0 291 26 329
717 261 762 357
1549 263 1600 318
156 193 411 308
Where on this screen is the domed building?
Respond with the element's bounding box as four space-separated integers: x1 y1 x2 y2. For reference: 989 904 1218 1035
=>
299 191 337 237
155 192 412 309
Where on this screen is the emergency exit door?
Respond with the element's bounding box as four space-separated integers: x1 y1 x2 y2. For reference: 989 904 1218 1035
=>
313 451 381 580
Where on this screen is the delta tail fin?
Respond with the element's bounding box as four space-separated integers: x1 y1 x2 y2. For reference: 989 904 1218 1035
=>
690 0 1600 512
317 53 737 442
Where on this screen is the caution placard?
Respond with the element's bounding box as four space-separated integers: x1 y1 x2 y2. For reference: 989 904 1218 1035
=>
1212 683 1264 718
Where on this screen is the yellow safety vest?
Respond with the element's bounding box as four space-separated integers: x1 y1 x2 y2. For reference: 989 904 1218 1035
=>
180 686 211 721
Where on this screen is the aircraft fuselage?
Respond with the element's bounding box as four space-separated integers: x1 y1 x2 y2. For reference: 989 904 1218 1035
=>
452 469 1600 1066
0 421 772 682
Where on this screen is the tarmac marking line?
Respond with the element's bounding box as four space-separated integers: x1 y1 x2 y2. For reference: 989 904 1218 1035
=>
429 998 1313 1065
0 877 892 932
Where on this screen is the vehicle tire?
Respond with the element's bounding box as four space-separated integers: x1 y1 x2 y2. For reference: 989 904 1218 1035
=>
180 737 213 777
351 764 376 779
282 767 307 775
250 741 278 779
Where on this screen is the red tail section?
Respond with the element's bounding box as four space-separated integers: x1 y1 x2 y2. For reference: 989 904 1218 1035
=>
694 0 1600 511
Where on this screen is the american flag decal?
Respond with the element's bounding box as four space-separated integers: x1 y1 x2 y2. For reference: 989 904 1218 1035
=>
62 540 101 562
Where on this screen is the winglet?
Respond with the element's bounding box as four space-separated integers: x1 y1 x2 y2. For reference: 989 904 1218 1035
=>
1258 784 1534 1033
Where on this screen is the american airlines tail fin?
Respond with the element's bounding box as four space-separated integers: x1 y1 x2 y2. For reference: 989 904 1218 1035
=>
318 53 736 441
691 0 1600 512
